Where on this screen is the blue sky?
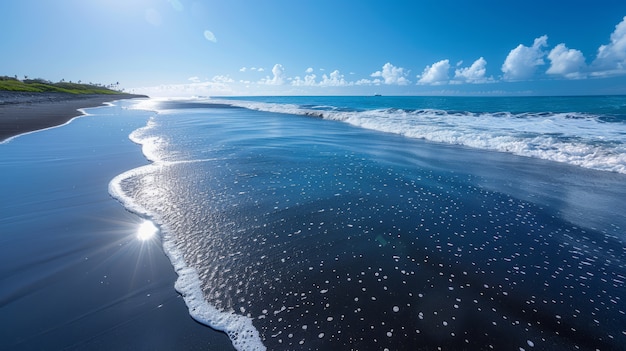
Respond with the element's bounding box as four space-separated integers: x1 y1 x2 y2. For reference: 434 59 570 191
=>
2 0 626 96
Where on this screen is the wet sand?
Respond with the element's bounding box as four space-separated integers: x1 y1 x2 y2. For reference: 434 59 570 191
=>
0 92 147 142
0 98 236 350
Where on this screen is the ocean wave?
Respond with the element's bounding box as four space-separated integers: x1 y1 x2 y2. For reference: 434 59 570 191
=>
214 99 626 174
109 115 267 351
113 97 626 350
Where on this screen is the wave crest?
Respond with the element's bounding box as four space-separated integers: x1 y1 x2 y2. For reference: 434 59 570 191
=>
215 99 626 174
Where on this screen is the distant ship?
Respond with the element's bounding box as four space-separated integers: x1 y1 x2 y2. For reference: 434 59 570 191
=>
374 93 382 96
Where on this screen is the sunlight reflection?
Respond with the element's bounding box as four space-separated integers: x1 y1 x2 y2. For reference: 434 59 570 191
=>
136 220 159 241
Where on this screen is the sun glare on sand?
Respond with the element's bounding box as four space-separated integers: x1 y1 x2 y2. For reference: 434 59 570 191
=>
136 220 159 241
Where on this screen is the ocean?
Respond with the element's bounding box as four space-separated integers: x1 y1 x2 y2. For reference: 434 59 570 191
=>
110 95 626 351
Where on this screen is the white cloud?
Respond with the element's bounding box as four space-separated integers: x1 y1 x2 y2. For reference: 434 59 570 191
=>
371 62 410 85
356 78 381 85
136 80 234 97
417 59 450 85
591 16 626 77
292 69 351 87
319 70 351 87
453 57 492 83
188 76 201 83
502 35 548 81
305 67 314 74
203 30 217 43
292 74 317 86
240 67 265 72
212 75 234 83
261 64 286 85
547 44 586 79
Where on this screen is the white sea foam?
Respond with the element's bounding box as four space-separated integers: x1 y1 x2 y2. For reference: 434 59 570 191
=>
215 99 626 174
108 111 267 351
108 97 625 350
165 235 266 351
128 118 167 163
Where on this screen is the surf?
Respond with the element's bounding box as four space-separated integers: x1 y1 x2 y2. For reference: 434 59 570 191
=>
217 96 626 174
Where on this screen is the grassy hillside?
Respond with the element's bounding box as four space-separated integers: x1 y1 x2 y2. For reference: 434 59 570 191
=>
0 76 124 94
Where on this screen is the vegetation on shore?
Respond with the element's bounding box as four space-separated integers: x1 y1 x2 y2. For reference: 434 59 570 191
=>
0 75 126 94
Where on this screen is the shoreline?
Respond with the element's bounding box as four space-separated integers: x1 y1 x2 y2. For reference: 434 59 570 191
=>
0 91 148 142
0 99 236 350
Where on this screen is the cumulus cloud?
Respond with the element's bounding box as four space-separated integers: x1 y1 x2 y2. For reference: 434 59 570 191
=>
453 57 492 83
547 44 586 79
240 67 266 73
292 69 352 87
371 62 410 85
292 74 317 86
417 59 450 85
188 76 201 83
502 35 548 81
319 70 351 87
291 68 317 85
203 30 217 43
591 16 626 76
261 64 286 85
355 78 381 85
212 75 234 83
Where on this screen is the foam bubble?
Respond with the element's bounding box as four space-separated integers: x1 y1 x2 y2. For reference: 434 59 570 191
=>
215 99 626 174
108 111 266 351
168 250 266 351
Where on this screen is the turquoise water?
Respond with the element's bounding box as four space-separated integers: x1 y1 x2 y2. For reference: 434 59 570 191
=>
223 95 626 116
219 95 626 174
110 97 626 350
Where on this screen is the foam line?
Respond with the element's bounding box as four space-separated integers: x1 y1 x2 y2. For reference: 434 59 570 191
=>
208 98 626 174
108 110 266 351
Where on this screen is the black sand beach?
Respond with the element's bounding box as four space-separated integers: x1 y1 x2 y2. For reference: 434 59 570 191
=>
0 97 236 350
0 92 147 142
3 94 624 350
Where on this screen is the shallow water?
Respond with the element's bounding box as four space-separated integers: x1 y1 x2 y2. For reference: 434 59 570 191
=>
112 98 626 350
0 101 236 351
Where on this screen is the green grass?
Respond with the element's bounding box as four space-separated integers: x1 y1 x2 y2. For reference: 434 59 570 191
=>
0 76 124 94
